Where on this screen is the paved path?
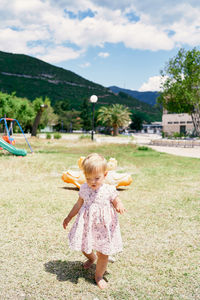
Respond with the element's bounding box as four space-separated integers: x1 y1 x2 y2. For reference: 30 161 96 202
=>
132 133 200 159
148 145 200 158
96 133 200 158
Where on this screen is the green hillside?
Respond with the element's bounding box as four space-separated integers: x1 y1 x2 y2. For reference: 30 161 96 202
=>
0 51 161 120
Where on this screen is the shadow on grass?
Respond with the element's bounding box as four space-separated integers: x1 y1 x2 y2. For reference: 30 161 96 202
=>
0 152 12 157
116 188 127 191
60 186 128 192
44 260 96 285
59 186 79 191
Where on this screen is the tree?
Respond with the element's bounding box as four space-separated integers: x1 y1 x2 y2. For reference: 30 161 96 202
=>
57 110 82 132
31 97 48 136
40 98 59 129
130 112 144 131
0 92 34 129
158 48 200 136
97 104 131 136
80 98 91 131
54 100 70 115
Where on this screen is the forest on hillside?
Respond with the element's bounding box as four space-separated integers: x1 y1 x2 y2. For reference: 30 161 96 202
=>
0 51 162 121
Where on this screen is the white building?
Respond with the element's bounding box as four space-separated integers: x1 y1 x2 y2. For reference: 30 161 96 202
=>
142 122 162 134
162 110 194 135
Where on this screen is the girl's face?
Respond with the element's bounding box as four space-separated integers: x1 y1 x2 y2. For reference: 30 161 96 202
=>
85 171 107 190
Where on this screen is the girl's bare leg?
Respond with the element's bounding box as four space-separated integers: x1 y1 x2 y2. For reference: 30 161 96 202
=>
95 251 109 289
82 251 96 269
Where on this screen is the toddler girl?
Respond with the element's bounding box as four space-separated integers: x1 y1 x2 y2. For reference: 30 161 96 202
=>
63 153 125 289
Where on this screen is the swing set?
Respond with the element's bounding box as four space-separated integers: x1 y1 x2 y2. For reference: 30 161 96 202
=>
0 118 33 155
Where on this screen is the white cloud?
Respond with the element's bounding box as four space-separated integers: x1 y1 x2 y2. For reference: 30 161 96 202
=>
49 0 96 13
98 52 109 58
117 22 174 51
0 27 49 55
46 12 174 51
12 0 45 14
37 46 82 63
0 0 199 64
79 62 91 68
139 75 165 92
170 5 200 46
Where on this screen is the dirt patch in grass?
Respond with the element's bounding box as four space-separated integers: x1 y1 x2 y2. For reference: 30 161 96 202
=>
0 139 199 299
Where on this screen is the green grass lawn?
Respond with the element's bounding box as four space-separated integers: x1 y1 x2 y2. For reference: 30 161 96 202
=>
0 138 199 300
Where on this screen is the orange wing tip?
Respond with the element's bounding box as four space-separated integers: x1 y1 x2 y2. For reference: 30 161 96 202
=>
107 158 118 171
116 176 133 188
78 156 85 169
62 171 85 189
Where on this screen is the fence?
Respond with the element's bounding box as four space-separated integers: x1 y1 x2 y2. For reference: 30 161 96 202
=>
150 139 200 148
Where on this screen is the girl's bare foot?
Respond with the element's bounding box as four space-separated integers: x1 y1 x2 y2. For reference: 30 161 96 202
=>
95 277 108 289
82 251 96 269
83 258 96 269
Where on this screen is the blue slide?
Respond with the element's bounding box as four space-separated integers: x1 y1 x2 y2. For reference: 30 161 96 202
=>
0 138 27 156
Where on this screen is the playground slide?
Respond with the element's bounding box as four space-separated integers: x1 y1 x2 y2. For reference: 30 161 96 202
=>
0 138 27 156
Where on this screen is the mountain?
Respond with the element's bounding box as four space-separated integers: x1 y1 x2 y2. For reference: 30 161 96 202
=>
109 86 159 106
0 50 161 121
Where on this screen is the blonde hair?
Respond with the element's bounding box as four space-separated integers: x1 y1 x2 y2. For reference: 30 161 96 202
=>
82 153 107 175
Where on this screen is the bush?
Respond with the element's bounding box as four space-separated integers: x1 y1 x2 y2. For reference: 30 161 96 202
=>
79 134 91 140
46 133 52 139
173 132 186 139
161 131 165 138
53 132 62 139
137 146 149 151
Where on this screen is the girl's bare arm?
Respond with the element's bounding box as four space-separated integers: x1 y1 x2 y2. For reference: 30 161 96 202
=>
112 197 125 214
63 197 84 229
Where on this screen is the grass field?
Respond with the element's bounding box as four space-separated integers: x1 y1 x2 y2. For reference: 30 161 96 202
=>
0 137 200 300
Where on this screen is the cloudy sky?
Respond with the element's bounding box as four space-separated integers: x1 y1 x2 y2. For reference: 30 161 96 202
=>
0 0 200 91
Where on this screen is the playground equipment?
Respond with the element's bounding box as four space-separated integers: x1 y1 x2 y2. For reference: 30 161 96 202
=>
0 118 33 156
62 157 133 189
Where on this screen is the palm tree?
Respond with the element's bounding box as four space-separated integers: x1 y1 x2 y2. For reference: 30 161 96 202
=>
97 104 131 136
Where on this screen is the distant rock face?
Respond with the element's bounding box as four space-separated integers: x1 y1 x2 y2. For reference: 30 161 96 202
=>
109 86 159 106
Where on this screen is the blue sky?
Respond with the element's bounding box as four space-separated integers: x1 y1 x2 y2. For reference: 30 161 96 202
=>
0 0 199 91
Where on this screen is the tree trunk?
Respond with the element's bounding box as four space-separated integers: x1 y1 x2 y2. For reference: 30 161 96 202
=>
191 104 200 137
113 125 118 136
31 105 48 136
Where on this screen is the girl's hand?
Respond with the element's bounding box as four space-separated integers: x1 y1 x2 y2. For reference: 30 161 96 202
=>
62 197 84 230
63 217 70 229
112 197 125 214
115 202 125 214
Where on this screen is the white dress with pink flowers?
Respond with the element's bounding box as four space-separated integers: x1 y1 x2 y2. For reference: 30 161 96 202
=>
68 183 123 255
